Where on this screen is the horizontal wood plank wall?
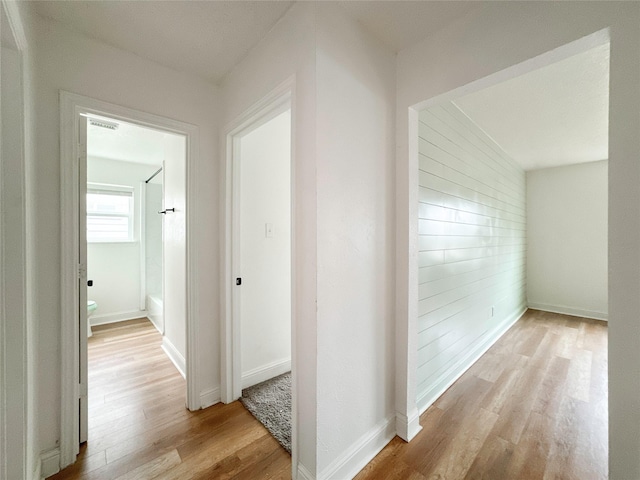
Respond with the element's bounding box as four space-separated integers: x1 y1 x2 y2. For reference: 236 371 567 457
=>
416 102 526 412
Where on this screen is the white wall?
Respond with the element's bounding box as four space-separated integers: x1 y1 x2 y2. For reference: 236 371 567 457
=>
315 5 396 478
220 3 318 475
416 102 526 412
0 1 39 478
527 161 608 320
33 14 220 464
162 132 187 373
240 110 291 387
145 181 162 300
87 157 158 324
395 2 639 477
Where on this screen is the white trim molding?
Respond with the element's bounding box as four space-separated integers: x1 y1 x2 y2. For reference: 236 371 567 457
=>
528 303 608 322
59 91 201 469
221 76 294 404
296 463 315 480
40 448 61 479
90 309 148 326
318 417 396 480
199 387 221 409
242 359 291 389
161 337 186 379
417 306 527 414
395 409 422 443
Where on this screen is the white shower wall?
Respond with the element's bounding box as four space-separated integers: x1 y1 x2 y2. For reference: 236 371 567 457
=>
145 181 163 298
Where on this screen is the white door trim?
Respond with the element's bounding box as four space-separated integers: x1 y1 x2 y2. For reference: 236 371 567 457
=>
394 28 611 442
59 91 201 469
221 78 294 403
0 2 28 477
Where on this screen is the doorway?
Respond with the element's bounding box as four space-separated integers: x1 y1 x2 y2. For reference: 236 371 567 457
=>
59 92 200 468
223 90 293 453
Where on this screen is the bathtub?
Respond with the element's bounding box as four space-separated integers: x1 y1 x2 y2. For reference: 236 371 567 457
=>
146 294 164 332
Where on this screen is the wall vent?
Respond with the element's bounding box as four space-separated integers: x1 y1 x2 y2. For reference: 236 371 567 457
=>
89 118 119 130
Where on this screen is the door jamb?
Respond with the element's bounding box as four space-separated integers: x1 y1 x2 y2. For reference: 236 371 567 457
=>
221 79 294 404
59 91 200 469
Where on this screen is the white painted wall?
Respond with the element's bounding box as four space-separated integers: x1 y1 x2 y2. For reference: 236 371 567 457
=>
144 181 162 300
220 4 318 475
33 15 219 463
315 5 396 478
395 3 639 477
527 161 608 320
416 102 526 412
1 1 39 478
239 110 291 387
87 157 158 324
162 133 187 375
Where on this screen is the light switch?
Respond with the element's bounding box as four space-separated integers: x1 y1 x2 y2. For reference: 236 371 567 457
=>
265 223 274 238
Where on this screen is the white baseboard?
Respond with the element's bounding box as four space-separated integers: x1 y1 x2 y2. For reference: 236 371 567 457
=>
200 387 221 409
161 337 186 379
33 459 42 480
297 462 315 480
527 302 608 321
90 309 147 326
318 416 396 480
40 447 60 479
242 358 291 389
395 409 422 442
418 306 527 415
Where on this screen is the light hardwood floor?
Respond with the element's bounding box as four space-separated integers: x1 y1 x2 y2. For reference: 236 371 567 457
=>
356 309 608 480
49 310 607 479
48 318 291 480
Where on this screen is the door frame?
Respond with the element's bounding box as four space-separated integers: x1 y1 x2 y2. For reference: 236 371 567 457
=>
59 91 200 468
222 84 293 403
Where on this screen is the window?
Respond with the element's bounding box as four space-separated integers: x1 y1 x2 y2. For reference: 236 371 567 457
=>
87 183 134 242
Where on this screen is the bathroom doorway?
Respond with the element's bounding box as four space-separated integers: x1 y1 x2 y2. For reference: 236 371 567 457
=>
81 115 188 443
58 91 200 466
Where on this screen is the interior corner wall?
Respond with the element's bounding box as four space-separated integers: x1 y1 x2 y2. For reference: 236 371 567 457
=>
396 2 640 477
315 5 396 478
527 161 608 320
416 102 526 412
33 15 220 460
1 1 39 478
219 3 318 475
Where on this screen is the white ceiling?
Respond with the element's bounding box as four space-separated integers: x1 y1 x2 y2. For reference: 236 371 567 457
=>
87 115 165 166
34 1 294 84
34 1 478 83
36 2 608 171
338 1 478 52
454 43 610 171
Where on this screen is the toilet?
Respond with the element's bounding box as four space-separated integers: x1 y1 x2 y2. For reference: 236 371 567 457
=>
87 300 98 337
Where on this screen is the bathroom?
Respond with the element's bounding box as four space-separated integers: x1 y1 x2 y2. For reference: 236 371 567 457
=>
85 116 182 372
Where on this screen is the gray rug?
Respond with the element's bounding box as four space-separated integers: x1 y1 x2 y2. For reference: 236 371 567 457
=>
240 372 291 454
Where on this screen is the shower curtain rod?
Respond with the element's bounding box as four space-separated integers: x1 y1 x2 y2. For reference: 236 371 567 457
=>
145 167 162 184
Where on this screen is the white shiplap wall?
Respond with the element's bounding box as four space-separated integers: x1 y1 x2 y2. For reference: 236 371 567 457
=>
416 102 527 412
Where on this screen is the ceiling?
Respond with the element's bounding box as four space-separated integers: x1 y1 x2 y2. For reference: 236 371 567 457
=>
33 1 477 84
34 1 294 84
338 1 477 52
454 43 610 171
36 2 608 171
87 115 165 166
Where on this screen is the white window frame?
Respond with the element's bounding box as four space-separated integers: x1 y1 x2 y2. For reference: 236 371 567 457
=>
86 182 135 243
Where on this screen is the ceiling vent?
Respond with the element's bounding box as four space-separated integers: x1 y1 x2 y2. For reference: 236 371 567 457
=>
89 118 119 130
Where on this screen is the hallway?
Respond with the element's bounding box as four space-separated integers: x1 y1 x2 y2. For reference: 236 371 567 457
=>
48 319 290 480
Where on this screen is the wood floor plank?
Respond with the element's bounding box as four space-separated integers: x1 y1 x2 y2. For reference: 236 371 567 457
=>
48 318 291 480
356 309 608 480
